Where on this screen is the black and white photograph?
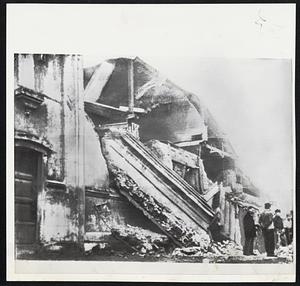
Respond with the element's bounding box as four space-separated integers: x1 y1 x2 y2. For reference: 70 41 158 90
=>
7 3 295 282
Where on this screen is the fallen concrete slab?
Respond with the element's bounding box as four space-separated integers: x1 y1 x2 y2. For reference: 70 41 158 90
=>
97 126 214 248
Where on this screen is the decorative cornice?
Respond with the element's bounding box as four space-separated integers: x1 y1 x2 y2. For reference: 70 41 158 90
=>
14 130 53 154
15 85 45 110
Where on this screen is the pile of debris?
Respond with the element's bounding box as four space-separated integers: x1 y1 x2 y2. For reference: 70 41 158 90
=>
111 167 211 249
111 225 170 255
275 244 293 262
208 240 243 257
172 240 243 259
172 242 294 264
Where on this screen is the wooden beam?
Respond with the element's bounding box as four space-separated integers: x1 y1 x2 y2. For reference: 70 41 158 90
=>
128 59 134 114
84 61 115 102
119 106 147 114
84 101 127 118
174 139 203 148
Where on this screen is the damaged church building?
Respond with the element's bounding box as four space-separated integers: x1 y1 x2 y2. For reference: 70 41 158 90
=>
14 54 262 258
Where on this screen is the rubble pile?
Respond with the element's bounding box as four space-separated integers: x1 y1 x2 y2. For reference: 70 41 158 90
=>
111 167 210 248
84 241 114 256
208 240 243 257
111 225 170 255
172 240 243 259
275 244 293 262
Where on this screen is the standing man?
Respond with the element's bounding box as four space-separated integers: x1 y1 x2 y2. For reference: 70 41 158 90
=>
259 203 276 257
289 210 293 243
284 213 292 245
273 209 284 248
243 207 257 255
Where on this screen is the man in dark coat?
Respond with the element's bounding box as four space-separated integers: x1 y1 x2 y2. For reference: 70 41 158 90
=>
273 209 284 248
289 210 293 243
243 207 257 255
259 202 276 257
284 213 293 245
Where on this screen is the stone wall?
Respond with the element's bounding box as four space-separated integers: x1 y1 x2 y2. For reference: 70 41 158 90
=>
14 54 85 244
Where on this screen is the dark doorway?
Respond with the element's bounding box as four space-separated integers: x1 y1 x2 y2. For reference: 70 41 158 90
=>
15 147 40 244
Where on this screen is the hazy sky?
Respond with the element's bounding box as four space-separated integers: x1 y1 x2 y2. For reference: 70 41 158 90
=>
8 4 295 211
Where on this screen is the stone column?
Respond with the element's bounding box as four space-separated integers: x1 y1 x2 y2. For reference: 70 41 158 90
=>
62 55 85 246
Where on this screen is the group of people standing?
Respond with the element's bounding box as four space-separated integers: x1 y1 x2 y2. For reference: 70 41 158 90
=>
243 202 293 257
208 202 293 257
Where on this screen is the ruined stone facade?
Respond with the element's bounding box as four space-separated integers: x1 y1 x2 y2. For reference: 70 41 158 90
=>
14 54 163 254
14 54 261 256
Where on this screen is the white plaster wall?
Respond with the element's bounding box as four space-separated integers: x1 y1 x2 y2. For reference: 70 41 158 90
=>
39 191 71 243
84 115 109 188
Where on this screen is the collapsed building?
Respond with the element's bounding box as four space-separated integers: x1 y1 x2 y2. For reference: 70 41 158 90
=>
14 54 261 257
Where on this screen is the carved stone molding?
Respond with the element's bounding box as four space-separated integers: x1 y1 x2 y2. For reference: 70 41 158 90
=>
15 85 44 110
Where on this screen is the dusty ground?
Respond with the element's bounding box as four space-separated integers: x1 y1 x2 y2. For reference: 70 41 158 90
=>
17 249 291 264
16 240 293 264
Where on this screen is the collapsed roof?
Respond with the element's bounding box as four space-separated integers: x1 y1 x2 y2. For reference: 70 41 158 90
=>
84 57 230 144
